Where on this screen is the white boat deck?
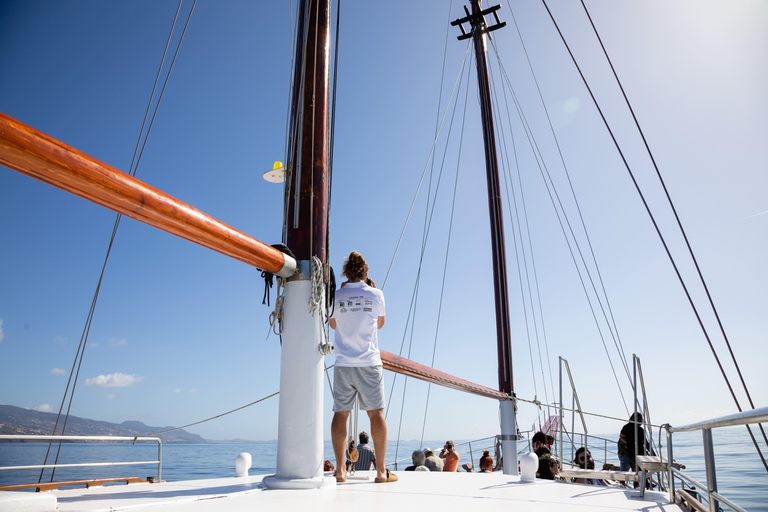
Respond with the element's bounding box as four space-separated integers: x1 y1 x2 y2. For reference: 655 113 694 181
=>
1 470 683 512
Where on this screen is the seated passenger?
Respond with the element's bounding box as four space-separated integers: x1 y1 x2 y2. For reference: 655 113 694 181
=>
479 450 494 473
439 440 460 472
532 431 547 452
537 454 558 480
423 448 444 472
574 447 606 485
354 431 376 471
535 446 551 458
405 449 427 471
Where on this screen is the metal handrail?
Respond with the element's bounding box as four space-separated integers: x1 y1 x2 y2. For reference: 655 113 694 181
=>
667 407 768 433
665 407 768 512
0 435 162 482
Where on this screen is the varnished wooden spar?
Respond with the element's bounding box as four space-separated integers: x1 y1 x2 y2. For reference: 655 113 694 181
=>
381 350 509 401
0 112 296 278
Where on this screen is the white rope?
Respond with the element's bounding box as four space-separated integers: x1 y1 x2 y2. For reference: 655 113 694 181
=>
309 256 335 355
309 256 324 315
267 277 286 338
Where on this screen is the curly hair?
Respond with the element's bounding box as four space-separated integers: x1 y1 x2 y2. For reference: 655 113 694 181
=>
342 251 369 281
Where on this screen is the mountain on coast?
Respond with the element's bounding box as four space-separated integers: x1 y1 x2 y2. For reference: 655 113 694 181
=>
0 404 207 443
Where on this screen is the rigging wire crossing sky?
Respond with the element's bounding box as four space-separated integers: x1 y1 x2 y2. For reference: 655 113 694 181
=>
1 1 766 444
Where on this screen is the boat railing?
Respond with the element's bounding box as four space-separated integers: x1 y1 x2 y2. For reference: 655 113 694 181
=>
0 435 162 485
665 407 768 512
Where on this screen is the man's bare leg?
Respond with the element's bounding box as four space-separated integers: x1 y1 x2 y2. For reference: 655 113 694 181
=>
331 411 350 480
367 408 387 480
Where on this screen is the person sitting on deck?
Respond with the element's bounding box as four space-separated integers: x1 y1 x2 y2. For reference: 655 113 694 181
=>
405 450 428 471
478 450 494 473
535 446 551 458
355 431 376 471
423 448 444 472
537 454 558 480
574 447 606 485
439 440 460 472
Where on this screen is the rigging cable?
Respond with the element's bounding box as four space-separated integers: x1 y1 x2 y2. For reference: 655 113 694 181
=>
419 0 456 448
383 39 473 422
492 66 558 425
391 35 471 464
578 0 768 461
381 40 474 290
486 47 543 408
502 4 633 387
40 0 197 483
420 47 472 449
508 6 632 385
541 0 768 470
488 35 631 417
136 392 279 439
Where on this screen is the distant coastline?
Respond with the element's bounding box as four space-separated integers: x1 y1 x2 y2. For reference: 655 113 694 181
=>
0 404 271 444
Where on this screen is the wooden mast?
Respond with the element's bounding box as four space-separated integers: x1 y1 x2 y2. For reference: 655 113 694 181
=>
284 0 330 263
454 0 513 396
453 0 518 475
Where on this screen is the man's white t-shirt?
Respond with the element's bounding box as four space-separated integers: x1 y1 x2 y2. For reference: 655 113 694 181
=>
330 282 385 367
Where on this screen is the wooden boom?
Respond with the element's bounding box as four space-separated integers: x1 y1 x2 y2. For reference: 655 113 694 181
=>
0 112 295 278
381 350 509 401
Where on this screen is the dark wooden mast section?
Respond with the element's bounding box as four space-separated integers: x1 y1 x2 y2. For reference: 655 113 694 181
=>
453 1 514 396
284 0 330 262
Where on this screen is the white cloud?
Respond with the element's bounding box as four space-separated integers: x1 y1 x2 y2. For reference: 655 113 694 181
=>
50 368 66 376
173 388 183 393
0 318 4 343
106 394 115 400
34 404 53 413
54 336 67 346
109 338 127 346
189 389 198 394
85 373 143 388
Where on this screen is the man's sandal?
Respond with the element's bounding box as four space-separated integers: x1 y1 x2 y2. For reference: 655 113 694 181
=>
374 469 398 483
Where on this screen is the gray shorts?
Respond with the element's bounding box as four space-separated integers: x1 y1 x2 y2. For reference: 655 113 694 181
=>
333 365 385 412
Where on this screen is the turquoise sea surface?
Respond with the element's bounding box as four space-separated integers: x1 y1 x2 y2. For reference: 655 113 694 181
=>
1 427 765 510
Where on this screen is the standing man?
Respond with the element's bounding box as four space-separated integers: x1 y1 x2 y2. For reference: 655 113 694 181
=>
619 412 646 471
330 251 397 483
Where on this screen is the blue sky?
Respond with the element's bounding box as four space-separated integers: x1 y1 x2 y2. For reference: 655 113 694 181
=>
1 0 766 445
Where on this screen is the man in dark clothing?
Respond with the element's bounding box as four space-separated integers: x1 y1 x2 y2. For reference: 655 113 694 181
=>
619 412 645 471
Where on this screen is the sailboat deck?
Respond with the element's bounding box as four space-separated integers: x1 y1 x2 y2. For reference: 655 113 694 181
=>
2 470 683 512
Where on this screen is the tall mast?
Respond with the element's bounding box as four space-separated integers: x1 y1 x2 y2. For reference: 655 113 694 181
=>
453 0 518 475
265 0 333 489
471 0 513 397
285 0 330 262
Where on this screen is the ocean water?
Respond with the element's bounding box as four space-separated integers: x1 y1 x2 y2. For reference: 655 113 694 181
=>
1 429 765 510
